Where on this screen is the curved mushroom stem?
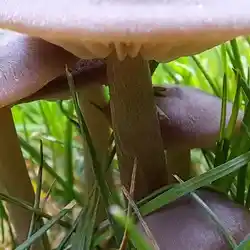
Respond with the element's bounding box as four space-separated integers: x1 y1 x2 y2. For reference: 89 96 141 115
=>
0 107 44 249
166 149 192 184
78 85 114 223
106 52 168 201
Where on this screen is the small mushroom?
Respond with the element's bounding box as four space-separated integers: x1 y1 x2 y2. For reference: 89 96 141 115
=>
77 88 112 224
138 188 250 250
1 0 250 201
81 84 244 185
59 59 112 224
15 64 112 226
0 29 79 247
154 84 243 183
18 59 113 224
1 35 113 226
16 59 115 225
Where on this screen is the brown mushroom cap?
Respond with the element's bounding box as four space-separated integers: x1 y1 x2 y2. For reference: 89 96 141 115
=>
0 1 250 61
0 29 79 108
16 59 107 104
154 85 243 150
138 188 250 250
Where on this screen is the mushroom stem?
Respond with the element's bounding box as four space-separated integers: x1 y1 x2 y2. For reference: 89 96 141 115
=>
166 149 191 184
0 107 43 249
106 53 168 200
78 85 113 223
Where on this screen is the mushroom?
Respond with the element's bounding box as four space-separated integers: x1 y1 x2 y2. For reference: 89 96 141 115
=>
77 83 243 184
2 2 250 248
21 71 245 187
138 187 250 250
154 84 244 183
1 0 250 201
0 33 116 244
0 29 79 247
21 58 112 225
19 66 245 194
15 59 113 224
76 87 112 224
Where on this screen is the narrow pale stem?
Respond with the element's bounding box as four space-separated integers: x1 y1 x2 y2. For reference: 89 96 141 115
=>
107 53 168 200
166 149 191 184
0 107 43 249
78 85 114 223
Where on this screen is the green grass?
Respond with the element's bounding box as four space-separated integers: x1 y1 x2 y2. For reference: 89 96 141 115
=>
1 37 250 249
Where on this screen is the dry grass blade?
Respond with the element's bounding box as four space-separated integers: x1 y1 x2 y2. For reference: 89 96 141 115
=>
119 158 137 250
15 201 76 250
0 193 71 229
27 140 50 250
41 179 57 211
0 203 16 248
121 186 159 250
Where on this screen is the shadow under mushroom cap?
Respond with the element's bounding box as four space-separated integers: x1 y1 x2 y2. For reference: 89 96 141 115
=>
1 0 250 60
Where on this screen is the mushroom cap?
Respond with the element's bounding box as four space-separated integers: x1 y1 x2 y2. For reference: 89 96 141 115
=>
0 29 79 108
16 59 107 104
154 85 243 150
1 1 250 60
139 188 250 250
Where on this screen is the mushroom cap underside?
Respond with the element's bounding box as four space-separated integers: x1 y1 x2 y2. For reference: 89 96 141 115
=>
1 1 250 60
139 188 250 250
0 29 80 107
155 85 243 149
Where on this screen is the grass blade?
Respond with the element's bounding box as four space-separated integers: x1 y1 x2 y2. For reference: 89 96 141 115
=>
15 202 76 250
64 102 74 200
109 205 153 250
140 151 250 216
19 137 82 204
